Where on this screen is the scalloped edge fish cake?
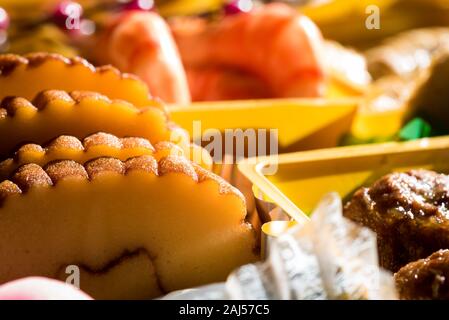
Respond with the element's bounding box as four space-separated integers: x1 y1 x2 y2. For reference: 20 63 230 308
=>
0 90 183 157
0 155 259 299
0 52 162 109
0 132 205 180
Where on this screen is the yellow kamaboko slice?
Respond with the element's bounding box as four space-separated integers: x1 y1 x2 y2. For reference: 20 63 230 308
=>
0 90 187 157
0 156 259 299
0 132 212 179
0 53 160 109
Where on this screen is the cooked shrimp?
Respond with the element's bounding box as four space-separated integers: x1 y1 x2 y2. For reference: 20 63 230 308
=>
186 67 272 101
171 3 326 101
93 11 191 105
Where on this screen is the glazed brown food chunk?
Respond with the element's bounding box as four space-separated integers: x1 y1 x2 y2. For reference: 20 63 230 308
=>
344 169 449 272
395 250 449 300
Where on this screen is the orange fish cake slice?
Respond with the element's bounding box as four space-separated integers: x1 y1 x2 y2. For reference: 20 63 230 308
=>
0 156 259 299
0 90 186 157
0 52 160 109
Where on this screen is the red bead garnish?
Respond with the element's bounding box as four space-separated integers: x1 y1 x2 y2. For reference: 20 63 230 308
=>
0 7 9 31
52 1 83 30
224 0 253 16
66 19 96 38
122 0 155 11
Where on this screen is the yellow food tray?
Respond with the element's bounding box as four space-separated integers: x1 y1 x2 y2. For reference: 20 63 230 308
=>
169 98 358 152
239 136 449 223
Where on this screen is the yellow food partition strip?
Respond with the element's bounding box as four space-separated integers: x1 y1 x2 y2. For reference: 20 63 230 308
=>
169 98 358 149
351 106 405 139
159 0 222 17
239 136 449 222
327 75 366 98
302 0 396 24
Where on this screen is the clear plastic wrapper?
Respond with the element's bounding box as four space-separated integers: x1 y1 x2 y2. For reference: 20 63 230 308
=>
162 193 397 300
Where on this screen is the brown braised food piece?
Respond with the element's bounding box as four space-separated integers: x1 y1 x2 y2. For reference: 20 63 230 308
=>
395 250 449 300
343 169 449 272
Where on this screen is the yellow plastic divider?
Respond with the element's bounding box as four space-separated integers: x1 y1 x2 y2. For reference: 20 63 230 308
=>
239 136 449 222
169 98 358 150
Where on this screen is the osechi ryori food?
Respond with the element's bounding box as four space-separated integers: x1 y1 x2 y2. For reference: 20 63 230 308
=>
0 156 258 299
88 3 326 103
0 51 258 299
4 0 449 302
343 169 449 299
395 249 449 300
344 170 449 272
